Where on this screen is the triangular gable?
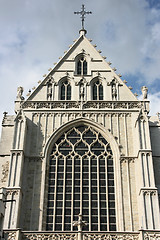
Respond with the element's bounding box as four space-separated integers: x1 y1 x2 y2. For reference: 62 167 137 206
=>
22 32 138 103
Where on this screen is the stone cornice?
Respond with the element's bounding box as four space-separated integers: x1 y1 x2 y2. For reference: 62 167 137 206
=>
137 149 152 158
6 187 21 196
120 157 136 163
10 150 24 156
139 187 158 196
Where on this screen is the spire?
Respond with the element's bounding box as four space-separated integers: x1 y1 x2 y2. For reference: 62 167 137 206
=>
74 4 92 35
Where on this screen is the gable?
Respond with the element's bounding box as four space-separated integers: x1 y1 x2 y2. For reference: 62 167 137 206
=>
23 32 137 103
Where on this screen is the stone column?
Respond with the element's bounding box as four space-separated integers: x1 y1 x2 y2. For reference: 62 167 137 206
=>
137 115 160 230
4 114 26 229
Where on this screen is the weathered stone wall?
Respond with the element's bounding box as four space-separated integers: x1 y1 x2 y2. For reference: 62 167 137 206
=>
18 111 140 231
0 117 15 188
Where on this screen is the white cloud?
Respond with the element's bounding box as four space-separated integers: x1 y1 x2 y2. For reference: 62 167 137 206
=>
148 92 160 115
0 0 160 133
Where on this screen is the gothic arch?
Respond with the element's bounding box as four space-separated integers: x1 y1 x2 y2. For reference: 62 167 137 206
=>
40 118 123 231
44 118 119 158
75 53 91 75
58 77 71 100
90 77 104 100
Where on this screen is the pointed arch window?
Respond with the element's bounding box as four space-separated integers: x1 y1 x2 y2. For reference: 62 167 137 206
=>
93 80 103 100
60 80 71 100
77 57 87 75
46 125 116 232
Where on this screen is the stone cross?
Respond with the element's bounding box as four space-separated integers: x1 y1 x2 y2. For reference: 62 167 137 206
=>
74 5 92 30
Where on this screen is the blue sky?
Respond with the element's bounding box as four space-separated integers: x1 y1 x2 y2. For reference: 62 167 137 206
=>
0 0 160 128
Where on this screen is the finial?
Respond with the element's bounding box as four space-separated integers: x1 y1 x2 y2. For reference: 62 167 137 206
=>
3 112 8 117
74 5 92 34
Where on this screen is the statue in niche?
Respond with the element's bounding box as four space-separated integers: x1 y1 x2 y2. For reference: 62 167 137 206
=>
17 86 24 100
47 83 52 100
141 86 148 100
80 82 85 101
112 83 117 100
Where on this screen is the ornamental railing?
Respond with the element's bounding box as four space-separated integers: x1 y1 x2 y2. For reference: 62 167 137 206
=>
143 230 160 240
20 100 149 112
83 232 139 240
3 230 160 240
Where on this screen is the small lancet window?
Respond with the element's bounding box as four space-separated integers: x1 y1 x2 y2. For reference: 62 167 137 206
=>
77 57 87 75
93 80 103 100
60 80 71 100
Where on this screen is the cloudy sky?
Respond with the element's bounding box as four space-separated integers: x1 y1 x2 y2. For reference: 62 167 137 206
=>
0 0 160 129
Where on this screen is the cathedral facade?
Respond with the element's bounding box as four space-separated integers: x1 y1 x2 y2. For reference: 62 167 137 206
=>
0 28 160 240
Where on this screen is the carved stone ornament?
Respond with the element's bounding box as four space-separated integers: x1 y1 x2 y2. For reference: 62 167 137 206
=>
144 232 160 240
83 233 139 240
37 102 51 109
141 86 148 100
75 77 87 86
142 189 157 196
6 189 20 196
99 102 112 109
114 102 127 109
83 102 98 109
22 102 36 109
4 231 17 240
16 86 24 100
120 157 135 163
1 161 9 183
23 232 77 240
22 101 144 110
128 102 142 109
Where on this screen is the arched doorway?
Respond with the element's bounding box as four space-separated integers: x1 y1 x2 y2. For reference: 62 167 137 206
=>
46 125 116 231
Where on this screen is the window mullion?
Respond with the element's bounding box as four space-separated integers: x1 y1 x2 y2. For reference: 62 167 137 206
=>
53 156 58 231
71 156 74 231
89 156 91 231
65 85 67 100
62 156 66 231
97 85 100 100
80 156 83 214
105 156 109 231
97 156 101 231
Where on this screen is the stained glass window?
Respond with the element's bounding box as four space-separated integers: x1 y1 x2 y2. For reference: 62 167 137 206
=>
46 125 116 231
60 80 71 100
93 80 103 100
77 57 87 75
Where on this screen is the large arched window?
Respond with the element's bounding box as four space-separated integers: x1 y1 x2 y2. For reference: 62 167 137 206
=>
46 125 116 231
77 57 87 75
93 80 103 100
60 80 71 100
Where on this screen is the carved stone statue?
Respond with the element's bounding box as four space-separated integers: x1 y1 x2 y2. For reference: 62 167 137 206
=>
141 86 148 100
47 84 52 100
112 84 117 100
17 86 24 100
80 83 84 101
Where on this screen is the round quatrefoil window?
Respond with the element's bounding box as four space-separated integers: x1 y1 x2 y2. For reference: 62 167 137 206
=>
46 125 116 231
